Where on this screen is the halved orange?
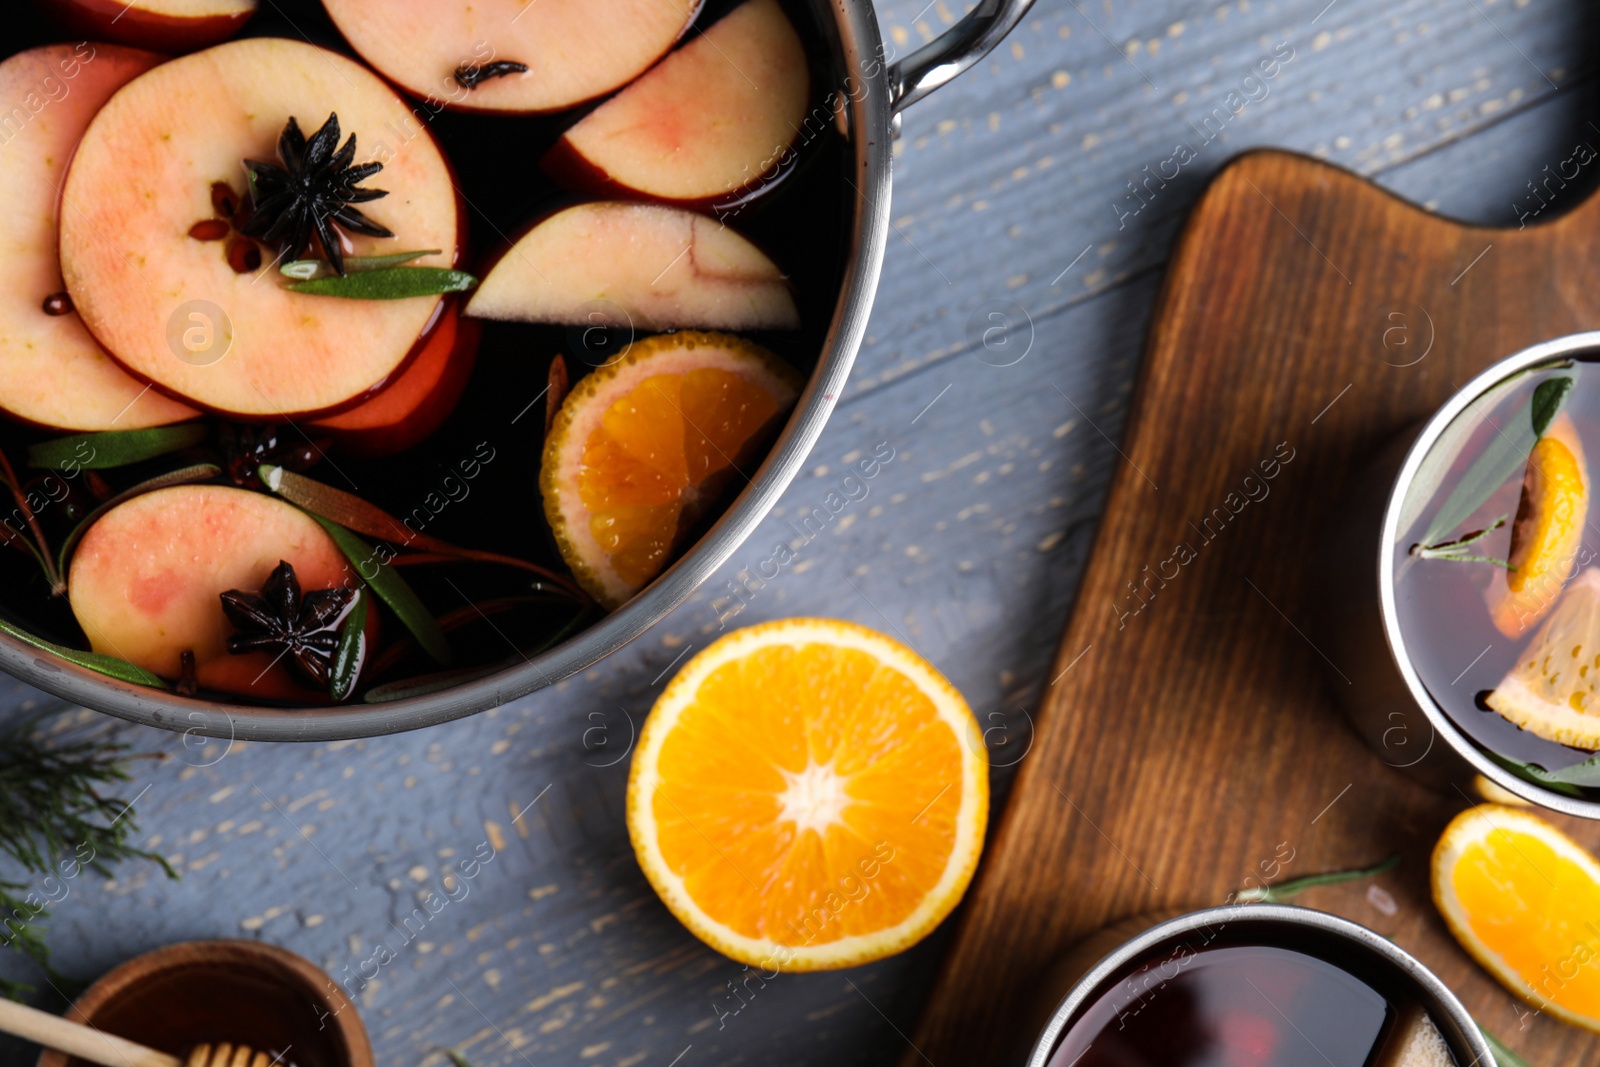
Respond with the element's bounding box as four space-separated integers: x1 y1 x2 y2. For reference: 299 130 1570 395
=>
1489 413 1589 637
541 332 801 608
1487 566 1600 748
1432 804 1600 1033
627 618 989 971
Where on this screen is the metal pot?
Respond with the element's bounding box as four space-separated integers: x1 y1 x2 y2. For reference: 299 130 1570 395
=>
1322 331 1600 818
0 0 1036 741
1022 905 1494 1067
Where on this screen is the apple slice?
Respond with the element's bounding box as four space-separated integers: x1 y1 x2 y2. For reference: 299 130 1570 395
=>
465 202 798 331
309 301 480 457
59 37 462 419
36 0 256 53
0 44 197 432
68 484 357 701
322 0 698 115
545 0 810 204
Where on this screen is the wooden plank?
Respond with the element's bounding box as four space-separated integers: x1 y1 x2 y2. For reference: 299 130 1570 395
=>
906 147 1600 1067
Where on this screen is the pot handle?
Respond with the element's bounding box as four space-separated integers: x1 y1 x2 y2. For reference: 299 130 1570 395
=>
887 0 1038 114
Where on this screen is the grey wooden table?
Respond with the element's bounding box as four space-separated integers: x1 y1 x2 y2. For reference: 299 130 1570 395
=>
3 0 1598 1064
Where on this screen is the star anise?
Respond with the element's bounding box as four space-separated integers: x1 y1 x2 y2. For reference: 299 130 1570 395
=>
241 113 394 277
220 560 354 690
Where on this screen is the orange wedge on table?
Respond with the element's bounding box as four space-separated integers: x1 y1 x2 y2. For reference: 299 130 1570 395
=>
627 618 988 971
1432 804 1600 1033
1489 412 1590 638
541 332 801 608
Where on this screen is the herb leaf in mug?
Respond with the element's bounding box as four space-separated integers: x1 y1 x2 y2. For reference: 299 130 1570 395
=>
1417 367 1579 550
1530 375 1576 438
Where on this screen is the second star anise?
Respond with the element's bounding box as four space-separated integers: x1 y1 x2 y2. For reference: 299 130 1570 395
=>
220 560 354 690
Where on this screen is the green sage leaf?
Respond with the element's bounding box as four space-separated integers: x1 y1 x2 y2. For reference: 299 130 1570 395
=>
27 423 207 472
0 616 165 689
328 589 369 702
1233 854 1399 904
309 516 452 665
1479 1024 1532 1067
285 267 477 301
280 249 442 281
1531 375 1575 438
1485 750 1590 797
57 464 221 577
1400 368 1537 536
1417 366 1579 547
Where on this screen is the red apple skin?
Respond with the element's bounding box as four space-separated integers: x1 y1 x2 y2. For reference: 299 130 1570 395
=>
543 0 811 204
68 484 371 703
309 301 481 457
34 0 257 53
0 43 199 432
59 37 463 421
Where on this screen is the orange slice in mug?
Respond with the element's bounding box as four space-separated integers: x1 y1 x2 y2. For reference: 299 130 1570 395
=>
1487 566 1600 748
626 618 988 971
1489 413 1589 638
1432 804 1600 1033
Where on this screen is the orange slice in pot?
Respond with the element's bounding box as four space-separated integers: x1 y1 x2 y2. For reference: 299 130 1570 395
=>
541 332 801 608
1432 804 1600 1033
627 618 989 971
1489 413 1590 638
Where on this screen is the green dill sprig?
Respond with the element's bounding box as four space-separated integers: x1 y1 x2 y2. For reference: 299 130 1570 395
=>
0 720 176 998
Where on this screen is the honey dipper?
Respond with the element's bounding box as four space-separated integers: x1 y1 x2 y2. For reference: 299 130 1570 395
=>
0 997 277 1067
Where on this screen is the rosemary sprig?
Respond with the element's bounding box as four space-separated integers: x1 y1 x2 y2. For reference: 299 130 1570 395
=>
1411 516 1513 568
1233 854 1399 904
0 721 176 998
1480 1024 1533 1067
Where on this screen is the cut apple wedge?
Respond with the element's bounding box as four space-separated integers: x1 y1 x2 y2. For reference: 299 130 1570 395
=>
465 202 798 331
546 0 810 204
310 301 480 457
68 484 358 701
322 0 698 115
59 37 462 419
36 0 256 52
0 45 197 432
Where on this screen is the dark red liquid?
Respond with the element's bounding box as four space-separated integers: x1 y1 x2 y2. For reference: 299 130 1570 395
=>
1047 945 1391 1067
1392 359 1600 784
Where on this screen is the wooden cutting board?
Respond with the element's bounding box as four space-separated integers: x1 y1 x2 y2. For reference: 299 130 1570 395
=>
905 149 1600 1066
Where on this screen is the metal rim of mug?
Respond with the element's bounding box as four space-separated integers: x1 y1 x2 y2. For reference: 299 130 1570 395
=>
1024 903 1494 1067
1380 330 1600 818
0 0 1038 742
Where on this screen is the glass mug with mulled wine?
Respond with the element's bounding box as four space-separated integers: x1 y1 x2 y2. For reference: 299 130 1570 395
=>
1326 333 1600 815
1021 905 1490 1067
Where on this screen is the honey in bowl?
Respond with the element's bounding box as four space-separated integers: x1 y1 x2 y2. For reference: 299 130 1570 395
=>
1393 358 1600 797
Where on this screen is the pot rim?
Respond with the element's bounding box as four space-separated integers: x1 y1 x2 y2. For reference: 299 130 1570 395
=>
0 4 894 742
1024 904 1494 1067
1378 330 1600 818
